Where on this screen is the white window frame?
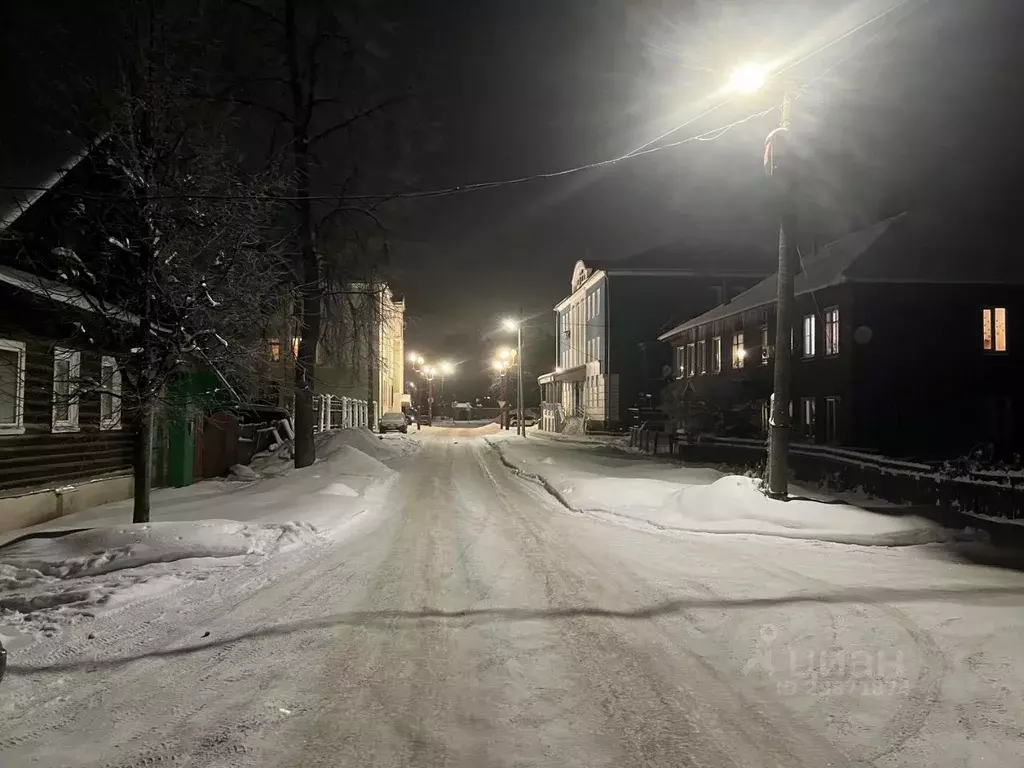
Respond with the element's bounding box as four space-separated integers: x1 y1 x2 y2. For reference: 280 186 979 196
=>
0 339 26 435
760 325 770 364
696 339 707 375
732 332 746 369
686 342 696 377
52 347 81 433
711 336 722 374
801 396 816 439
824 307 840 356
802 314 816 358
100 355 123 430
982 307 1008 352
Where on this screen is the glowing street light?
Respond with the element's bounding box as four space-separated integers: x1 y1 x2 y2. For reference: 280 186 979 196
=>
492 359 507 373
440 361 454 375
502 317 519 332
728 63 767 94
724 58 796 497
498 347 512 361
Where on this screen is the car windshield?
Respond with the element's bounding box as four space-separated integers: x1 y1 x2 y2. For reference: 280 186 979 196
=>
383 412 403 419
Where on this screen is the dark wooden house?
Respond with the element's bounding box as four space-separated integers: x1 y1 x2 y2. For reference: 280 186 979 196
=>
659 211 1024 460
0 148 134 532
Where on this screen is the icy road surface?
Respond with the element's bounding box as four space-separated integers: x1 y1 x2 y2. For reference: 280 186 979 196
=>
3 431 1024 766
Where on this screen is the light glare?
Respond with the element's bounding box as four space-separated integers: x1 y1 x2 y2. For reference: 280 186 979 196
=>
728 64 767 94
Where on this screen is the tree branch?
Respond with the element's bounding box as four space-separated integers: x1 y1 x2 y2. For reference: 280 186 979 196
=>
307 94 408 146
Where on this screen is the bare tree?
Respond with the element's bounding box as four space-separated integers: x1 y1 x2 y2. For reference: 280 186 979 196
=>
3 0 290 522
226 0 411 467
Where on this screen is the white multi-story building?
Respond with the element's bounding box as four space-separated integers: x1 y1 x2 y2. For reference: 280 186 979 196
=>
538 249 772 432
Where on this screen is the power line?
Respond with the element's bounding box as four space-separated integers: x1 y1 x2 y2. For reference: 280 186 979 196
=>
0 106 781 205
0 0 931 209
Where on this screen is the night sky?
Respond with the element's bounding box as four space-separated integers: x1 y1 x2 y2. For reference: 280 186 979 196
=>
3 0 1023 398
384 0 1024 390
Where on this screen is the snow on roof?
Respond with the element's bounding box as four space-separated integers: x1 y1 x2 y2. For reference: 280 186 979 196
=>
0 264 141 325
0 139 95 233
658 214 905 340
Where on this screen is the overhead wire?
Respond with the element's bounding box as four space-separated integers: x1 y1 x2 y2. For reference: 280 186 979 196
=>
0 0 930 208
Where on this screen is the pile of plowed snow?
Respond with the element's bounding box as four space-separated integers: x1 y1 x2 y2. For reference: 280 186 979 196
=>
0 520 320 579
499 442 963 547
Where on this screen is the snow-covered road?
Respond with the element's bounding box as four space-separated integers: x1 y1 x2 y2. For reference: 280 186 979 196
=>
3 430 1024 766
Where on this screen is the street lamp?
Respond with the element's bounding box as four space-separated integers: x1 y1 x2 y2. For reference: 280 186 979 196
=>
728 63 767 94
502 317 525 436
492 358 510 430
727 63 797 498
437 360 454 401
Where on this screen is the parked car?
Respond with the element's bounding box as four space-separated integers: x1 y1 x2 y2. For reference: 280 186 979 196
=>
378 412 408 433
510 410 539 427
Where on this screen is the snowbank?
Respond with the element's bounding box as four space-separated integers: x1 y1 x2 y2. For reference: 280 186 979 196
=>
251 427 414 476
497 441 958 547
0 520 320 579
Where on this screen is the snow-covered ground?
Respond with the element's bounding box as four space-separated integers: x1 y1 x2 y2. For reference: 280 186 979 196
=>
492 433 964 546
2 425 1024 767
0 428 407 643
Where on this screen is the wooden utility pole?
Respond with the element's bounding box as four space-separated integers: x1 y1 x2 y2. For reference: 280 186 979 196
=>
767 92 797 498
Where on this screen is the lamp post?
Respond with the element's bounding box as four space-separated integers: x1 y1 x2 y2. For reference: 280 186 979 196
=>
424 365 436 424
728 63 796 497
492 358 510 429
503 317 525 436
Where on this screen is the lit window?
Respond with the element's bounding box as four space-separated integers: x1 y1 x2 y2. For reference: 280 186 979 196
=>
711 337 722 374
760 325 770 364
52 347 81 432
802 314 816 357
801 397 816 439
824 307 839 356
982 307 1007 352
0 339 26 435
697 340 707 375
732 332 746 369
825 397 840 443
760 400 770 434
686 342 695 377
100 356 122 430
269 339 281 362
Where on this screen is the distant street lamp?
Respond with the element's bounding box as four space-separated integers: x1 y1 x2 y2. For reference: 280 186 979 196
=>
492 358 510 429
503 316 525 436
438 360 455 398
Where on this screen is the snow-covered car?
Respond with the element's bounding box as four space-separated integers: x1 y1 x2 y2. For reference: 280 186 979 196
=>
510 410 539 427
378 412 408 433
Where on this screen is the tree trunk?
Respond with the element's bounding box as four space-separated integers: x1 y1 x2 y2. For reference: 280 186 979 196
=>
286 0 319 469
132 396 154 524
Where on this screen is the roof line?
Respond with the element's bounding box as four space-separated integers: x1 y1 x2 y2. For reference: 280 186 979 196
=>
0 137 102 233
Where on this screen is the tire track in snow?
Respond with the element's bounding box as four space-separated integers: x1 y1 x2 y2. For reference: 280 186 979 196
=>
489 440 949 764
474 443 856 767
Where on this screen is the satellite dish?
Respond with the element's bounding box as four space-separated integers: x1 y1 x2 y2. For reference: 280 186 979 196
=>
854 325 873 345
